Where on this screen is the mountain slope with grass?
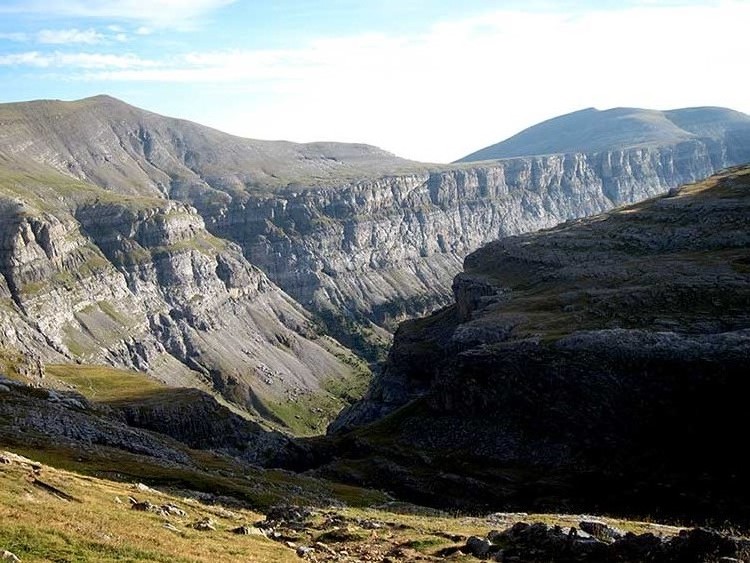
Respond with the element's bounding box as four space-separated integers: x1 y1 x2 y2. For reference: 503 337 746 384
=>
457 106 750 161
2 96 749 431
0 163 366 432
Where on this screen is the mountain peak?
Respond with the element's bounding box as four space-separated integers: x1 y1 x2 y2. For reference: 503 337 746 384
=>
457 105 750 162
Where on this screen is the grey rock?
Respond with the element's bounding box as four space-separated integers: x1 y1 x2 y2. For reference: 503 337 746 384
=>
2 97 747 424
579 521 623 543
1 550 20 562
295 545 314 558
465 535 492 558
192 517 216 531
160 504 187 517
231 525 264 535
130 499 156 512
320 165 750 519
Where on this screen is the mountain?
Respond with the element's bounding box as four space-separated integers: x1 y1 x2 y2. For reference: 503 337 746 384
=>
320 166 750 520
1 95 749 431
0 98 378 432
457 106 750 161
0 94 419 196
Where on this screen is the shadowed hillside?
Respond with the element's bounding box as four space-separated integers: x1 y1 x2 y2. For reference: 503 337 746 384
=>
321 165 750 522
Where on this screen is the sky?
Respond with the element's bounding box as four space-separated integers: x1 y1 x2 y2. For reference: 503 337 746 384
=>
0 1 748 163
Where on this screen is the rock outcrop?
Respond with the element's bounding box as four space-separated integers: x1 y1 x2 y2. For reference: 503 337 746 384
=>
322 166 750 520
207 139 750 350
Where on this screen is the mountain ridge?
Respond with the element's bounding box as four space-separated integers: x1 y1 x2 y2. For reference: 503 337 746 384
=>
457 105 750 161
0 94 423 199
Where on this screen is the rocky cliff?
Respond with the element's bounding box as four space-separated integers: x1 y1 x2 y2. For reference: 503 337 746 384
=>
0 175 361 430
2 96 749 428
320 166 750 520
210 139 750 354
4 97 750 357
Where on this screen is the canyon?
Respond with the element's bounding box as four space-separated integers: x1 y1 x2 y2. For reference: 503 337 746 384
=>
1 96 749 429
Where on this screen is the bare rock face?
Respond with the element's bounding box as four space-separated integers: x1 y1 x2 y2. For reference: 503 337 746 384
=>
3 97 750 361
0 195 355 424
207 141 750 353
322 167 750 520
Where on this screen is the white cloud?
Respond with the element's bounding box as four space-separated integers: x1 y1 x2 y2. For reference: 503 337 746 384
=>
0 0 236 28
0 51 157 69
69 1 750 160
0 52 50 67
37 28 104 44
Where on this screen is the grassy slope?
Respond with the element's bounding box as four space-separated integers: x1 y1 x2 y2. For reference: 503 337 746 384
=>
463 165 750 340
0 449 686 563
46 364 166 402
0 452 296 563
0 158 374 435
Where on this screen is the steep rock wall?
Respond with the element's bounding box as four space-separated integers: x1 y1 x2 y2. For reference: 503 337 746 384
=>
0 196 357 426
317 167 750 519
207 139 750 341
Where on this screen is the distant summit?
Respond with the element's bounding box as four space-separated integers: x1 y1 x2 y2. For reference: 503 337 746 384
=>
457 106 750 161
0 94 419 195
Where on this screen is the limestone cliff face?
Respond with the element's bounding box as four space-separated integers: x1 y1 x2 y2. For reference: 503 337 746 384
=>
208 139 750 342
0 195 356 424
3 97 748 352
1 96 749 429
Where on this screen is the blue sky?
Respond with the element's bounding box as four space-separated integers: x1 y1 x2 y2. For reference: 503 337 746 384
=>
1 0 748 162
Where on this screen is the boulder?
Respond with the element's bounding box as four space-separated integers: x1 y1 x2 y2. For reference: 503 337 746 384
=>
231 525 264 536
579 520 624 543
192 517 216 531
465 535 492 558
296 545 314 558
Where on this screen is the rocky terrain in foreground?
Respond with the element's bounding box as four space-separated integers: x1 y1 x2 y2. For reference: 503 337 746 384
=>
2 449 746 562
318 166 750 522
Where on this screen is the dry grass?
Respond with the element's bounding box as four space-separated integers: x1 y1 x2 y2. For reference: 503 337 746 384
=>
0 448 687 562
0 451 297 562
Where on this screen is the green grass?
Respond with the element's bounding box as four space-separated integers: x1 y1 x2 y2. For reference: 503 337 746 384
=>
46 364 166 402
0 444 687 563
0 165 165 214
150 233 229 257
0 525 184 563
265 364 372 436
